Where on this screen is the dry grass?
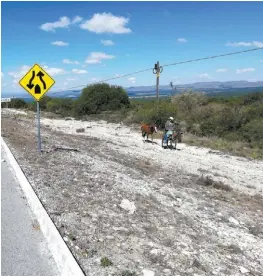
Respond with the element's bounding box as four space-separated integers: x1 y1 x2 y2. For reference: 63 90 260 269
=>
196 175 233 192
183 133 263 159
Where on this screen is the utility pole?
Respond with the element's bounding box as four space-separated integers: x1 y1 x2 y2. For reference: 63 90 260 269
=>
170 81 177 97
153 61 163 111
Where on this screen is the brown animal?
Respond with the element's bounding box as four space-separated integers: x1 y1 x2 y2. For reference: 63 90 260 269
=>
141 124 158 143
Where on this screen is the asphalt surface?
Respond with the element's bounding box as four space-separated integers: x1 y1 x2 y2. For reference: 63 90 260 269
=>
1 147 59 276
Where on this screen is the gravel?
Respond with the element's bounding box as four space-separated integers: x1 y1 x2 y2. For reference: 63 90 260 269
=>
1 109 263 276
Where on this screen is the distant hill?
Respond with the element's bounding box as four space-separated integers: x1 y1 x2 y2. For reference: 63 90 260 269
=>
2 80 263 101
126 81 263 92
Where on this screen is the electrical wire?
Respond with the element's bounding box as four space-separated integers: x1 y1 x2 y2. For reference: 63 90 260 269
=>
51 47 263 95
162 47 263 68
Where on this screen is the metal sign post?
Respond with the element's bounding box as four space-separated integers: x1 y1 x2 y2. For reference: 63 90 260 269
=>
18 63 55 153
36 101 41 153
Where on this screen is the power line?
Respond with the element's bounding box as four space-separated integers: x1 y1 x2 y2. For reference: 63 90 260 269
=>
162 47 263 68
51 68 153 95
51 47 263 95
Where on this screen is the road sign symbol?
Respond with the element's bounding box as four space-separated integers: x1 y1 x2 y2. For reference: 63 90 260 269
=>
19 64 55 101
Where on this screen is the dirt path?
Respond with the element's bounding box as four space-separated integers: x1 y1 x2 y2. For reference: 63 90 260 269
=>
1 109 263 276
40 116 263 196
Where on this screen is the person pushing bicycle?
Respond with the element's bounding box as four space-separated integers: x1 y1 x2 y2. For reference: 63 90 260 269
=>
163 117 176 146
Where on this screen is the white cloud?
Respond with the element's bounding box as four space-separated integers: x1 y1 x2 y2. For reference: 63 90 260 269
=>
40 16 83 32
8 65 66 88
80 12 131 34
62 76 78 87
260 59 263 62
177 38 188 43
63 59 79 64
72 16 83 24
198 73 210 78
8 65 31 79
101 39 114 46
66 78 77 81
247 78 258 82
90 77 100 82
128 77 136 83
216 68 228 73
226 41 263 48
85 52 115 64
12 79 19 89
236 68 255 74
171 77 181 84
1 72 4 78
51 41 69 46
72 69 88 74
42 65 67 76
40 16 71 32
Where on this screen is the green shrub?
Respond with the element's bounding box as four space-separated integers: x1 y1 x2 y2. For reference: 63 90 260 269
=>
11 98 27 109
74 83 130 116
46 98 74 116
100 257 113 267
239 118 263 143
27 95 53 111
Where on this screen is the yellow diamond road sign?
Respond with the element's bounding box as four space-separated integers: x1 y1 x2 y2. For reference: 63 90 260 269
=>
19 64 55 101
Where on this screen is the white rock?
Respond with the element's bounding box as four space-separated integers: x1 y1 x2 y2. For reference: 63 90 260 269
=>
142 269 155 276
63 237 69 242
176 198 182 203
148 242 155 247
228 217 239 225
120 199 136 214
150 248 160 255
239 266 249 274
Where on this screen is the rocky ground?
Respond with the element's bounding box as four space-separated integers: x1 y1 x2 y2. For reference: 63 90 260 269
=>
1 108 263 276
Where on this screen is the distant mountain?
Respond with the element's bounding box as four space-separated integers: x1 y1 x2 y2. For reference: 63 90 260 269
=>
3 80 263 101
125 81 263 92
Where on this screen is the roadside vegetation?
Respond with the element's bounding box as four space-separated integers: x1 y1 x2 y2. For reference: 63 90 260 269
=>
4 83 263 159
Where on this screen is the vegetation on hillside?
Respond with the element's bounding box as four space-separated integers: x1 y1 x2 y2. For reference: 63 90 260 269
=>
5 83 263 159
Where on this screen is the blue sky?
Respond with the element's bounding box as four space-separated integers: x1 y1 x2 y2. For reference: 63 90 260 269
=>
1 1 263 96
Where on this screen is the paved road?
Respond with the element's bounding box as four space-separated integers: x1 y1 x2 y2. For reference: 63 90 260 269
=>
1 147 59 276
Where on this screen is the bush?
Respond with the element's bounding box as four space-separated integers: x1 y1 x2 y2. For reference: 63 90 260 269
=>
46 98 74 116
100 257 113 267
133 100 176 127
11 98 28 109
239 118 263 143
75 83 130 116
27 95 53 111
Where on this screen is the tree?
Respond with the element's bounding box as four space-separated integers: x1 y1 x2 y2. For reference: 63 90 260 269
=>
11 98 27 109
75 83 130 116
